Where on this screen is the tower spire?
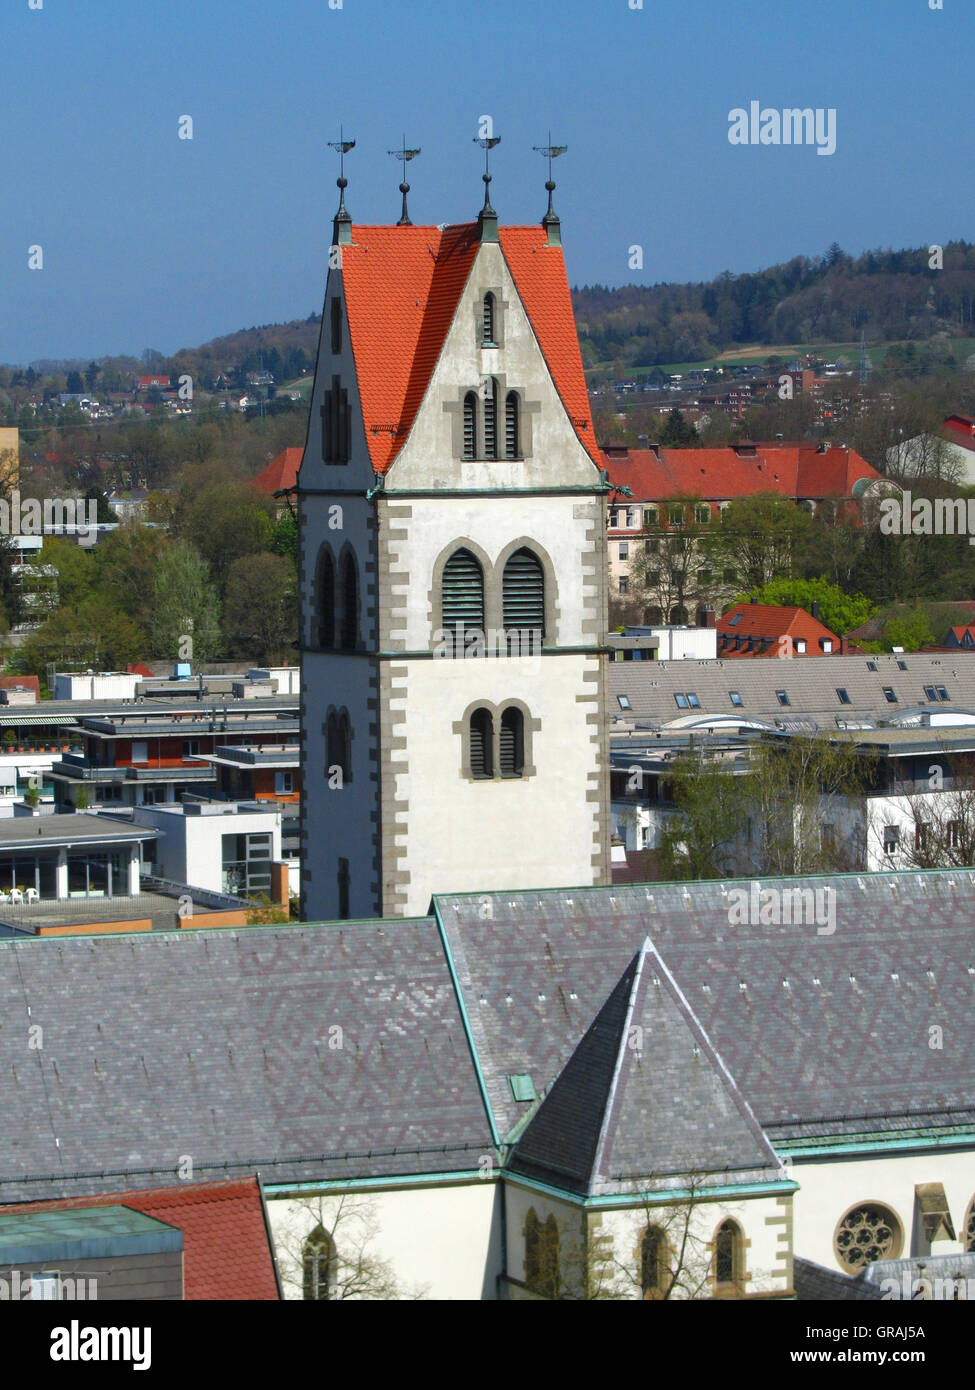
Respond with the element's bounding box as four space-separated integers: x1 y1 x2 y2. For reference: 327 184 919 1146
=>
387 135 421 226
328 127 356 247
473 134 501 242
533 133 567 246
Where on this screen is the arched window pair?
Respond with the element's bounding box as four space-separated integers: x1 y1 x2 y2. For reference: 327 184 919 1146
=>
469 706 525 779
325 709 352 785
302 1226 335 1300
315 546 359 651
441 545 544 655
462 386 520 460
524 1209 560 1299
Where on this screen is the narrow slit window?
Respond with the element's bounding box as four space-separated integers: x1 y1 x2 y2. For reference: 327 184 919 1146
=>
499 708 524 778
505 392 519 457
463 392 477 459
469 708 493 779
442 548 485 654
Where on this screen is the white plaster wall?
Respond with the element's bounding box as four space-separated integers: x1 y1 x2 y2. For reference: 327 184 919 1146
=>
384 493 599 652
790 1148 975 1271
390 652 601 915
267 1181 504 1301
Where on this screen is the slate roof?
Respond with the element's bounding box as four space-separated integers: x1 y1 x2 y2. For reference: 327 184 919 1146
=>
0 919 491 1203
793 1256 886 1301
507 942 779 1196
338 223 600 474
608 650 975 728
433 870 975 1149
0 1178 279 1300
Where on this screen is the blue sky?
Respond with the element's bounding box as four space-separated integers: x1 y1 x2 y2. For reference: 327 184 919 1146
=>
2 0 971 363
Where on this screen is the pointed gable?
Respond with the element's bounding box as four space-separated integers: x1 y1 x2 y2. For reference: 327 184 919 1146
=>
508 941 779 1197
340 224 480 474
498 228 601 466
337 222 600 474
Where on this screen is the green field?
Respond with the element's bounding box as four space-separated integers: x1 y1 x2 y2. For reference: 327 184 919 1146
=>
586 339 975 381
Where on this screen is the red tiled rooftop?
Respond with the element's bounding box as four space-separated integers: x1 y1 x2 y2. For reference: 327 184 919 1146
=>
0 1178 279 1300
0 675 40 697
717 603 840 657
336 223 600 474
251 447 303 495
601 444 880 503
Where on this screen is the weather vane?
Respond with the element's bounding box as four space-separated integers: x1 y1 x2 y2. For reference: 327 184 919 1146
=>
388 134 421 226
328 126 356 223
533 132 567 223
473 133 501 212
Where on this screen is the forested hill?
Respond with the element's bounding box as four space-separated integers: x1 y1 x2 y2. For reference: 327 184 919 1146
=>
572 241 975 370
13 241 975 384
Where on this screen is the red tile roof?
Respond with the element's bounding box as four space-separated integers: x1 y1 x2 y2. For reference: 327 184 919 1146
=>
943 415 975 453
717 603 840 657
602 444 879 503
0 675 40 697
0 1178 279 1300
338 223 600 474
251 446 303 495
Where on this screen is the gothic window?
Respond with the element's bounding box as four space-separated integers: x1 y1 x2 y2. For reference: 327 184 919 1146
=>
502 547 544 648
641 1226 669 1298
463 392 477 460
303 1226 335 1300
340 552 359 651
834 1203 902 1273
316 547 335 649
483 378 498 459
337 858 350 920
714 1219 743 1288
326 710 352 785
505 392 520 458
524 1209 560 1299
482 292 496 345
499 707 524 779
330 298 342 354
442 548 485 654
321 374 350 464
469 708 493 779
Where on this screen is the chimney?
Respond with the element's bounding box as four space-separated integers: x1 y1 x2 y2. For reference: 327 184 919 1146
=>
697 605 716 629
811 601 820 620
750 595 758 604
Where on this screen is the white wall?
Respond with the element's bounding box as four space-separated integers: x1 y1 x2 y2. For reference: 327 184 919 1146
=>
267 1181 504 1301
132 804 282 892
790 1148 975 1271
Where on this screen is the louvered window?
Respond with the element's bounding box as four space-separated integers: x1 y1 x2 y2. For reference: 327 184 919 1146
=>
442 548 484 654
469 708 493 779
503 547 544 650
316 549 335 649
505 392 519 457
463 392 477 459
499 707 524 778
482 293 496 344
340 553 358 650
483 379 498 458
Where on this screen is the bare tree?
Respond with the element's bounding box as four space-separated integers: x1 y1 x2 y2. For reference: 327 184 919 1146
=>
895 750 975 869
275 1192 428 1301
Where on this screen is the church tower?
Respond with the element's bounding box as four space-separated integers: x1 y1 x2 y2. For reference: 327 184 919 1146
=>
299 155 611 920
